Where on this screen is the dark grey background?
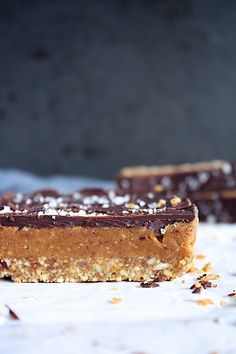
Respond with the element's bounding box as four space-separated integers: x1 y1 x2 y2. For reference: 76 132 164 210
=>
0 0 236 179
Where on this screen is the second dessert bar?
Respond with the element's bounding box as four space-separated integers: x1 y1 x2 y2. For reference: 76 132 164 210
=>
117 161 236 222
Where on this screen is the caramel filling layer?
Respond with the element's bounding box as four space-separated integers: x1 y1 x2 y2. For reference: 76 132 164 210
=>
0 218 197 261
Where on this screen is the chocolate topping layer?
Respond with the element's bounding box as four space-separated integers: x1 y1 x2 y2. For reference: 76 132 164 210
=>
0 189 196 230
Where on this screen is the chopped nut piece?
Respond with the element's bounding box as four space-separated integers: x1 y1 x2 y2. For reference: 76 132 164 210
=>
196 254 206 260
153 184 164 193
156 199 166 208
111 297 122 304
220 301 227 306
163 269 173 278
188 266 201 273
125 203 139 209
197 298 214 306
195 282 202 288
170 196 182 207
179 259 186 266
198 273 220 282
202 262 213 272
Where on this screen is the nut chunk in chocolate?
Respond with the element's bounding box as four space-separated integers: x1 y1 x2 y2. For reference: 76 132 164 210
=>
0 189 198 282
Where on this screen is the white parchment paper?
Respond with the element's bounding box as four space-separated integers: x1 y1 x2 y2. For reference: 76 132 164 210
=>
0 224 236 354
0 171 235 354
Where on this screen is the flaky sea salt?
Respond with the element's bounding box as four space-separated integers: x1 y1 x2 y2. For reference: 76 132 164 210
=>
0 206 13 214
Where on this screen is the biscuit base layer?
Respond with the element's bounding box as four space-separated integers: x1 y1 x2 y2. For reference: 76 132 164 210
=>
0 256 194 283
0 218 197 282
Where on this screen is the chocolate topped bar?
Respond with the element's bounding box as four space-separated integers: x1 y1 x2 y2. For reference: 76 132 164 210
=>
0 188 198 283
117 161 236 223
117 160 236 195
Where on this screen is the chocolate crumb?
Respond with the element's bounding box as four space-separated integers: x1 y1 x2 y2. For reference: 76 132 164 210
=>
5 304 20 320
91 340 99 347
228 291 236 297
140 281 160 288
0 260 8 269
190 279 217 294
192 287 202 294
200 281 217 289
197 273 207 280
139 236 146 241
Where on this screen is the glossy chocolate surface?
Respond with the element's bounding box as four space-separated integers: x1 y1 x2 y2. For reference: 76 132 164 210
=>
0 189 196 229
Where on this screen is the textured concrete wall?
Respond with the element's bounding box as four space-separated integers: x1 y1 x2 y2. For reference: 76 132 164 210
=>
0 0 236 178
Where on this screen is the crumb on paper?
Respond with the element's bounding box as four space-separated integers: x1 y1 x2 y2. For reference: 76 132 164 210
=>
5 305 20 320
91 340 100 347
200 280 217 289
192 287 202 294
22 294 35 299
220 301 227 306
228 291 236 298
190 279 217 294
111 297 122 304
111 287 118 291
196 254 206 260
188 266 201 273
197 298 214 306
202 262 213 272
197 273 220 281
140 281 160 288
59 325 75 335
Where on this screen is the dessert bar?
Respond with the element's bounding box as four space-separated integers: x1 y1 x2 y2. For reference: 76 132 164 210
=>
0 189 198 282
117 161 235 195
192 189 236 223
117 161 236 223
